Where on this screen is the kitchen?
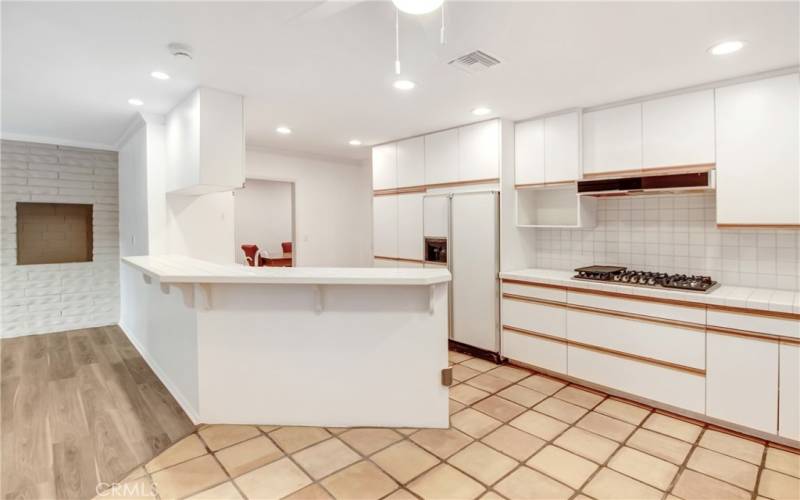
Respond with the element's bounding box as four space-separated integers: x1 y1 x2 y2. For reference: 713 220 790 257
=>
1 2 799 500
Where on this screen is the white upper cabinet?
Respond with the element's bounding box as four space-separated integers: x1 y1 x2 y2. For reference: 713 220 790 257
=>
544 111 581 183
372 143 397 191
372 195 398 257
642 89 715 169
516 112 581 185
515 119 545 186
396 137 425 188
397 193 424 261
425 129 459 186
583 103 642 176
166 87 245 195
716 73 800 226
458 120 500 181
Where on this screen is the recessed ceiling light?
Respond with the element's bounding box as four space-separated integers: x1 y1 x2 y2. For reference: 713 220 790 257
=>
151 71 170 80
392 0 443 15
472 107 491 116
128 98 144 106
349 139 362 146
393 79 416 91
276 126 292 135
708 40 745 56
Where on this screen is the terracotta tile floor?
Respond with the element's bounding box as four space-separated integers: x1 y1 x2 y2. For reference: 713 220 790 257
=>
99 351 800 499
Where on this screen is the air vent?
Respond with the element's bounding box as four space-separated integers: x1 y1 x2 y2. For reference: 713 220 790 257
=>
448 50 501 74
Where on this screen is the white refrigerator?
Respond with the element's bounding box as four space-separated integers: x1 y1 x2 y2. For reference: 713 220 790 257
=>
423 191 500 355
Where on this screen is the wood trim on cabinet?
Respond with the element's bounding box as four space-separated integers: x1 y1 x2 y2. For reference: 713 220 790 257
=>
373 186 427 196
373 178 500 196
501 279 568 291
567 302 706 332
502 278 706 309
566 286 708 310
707 325 800 346
515 180 576 189
707 303 800 321
502 293 568 309
502 325 706 376
373 255 425 264
503 325 567 344
581 163 715 180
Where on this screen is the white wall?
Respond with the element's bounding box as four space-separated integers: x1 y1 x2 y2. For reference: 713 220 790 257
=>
234 179 293 264
533 193 800 290
246 149 372 267
1 139 119 337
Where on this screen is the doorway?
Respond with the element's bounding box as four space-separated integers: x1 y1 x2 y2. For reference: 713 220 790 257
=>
234 179 295 267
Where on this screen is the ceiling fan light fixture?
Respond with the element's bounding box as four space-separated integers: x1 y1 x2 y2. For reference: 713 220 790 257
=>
392 0 444 15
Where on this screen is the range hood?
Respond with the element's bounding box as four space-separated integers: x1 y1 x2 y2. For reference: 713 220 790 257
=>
577 168 715 197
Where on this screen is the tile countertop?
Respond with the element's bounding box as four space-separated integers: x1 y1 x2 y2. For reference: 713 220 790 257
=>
122 255 452 286
500 268 800 315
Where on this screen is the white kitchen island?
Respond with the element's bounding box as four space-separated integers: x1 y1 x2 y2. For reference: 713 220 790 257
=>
120 255 451 428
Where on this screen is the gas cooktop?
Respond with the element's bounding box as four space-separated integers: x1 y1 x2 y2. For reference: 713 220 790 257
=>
572 266 719 293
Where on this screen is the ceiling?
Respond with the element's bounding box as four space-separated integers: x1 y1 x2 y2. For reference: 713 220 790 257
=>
2 1 798 161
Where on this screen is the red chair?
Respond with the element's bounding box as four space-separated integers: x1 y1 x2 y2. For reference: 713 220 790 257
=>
281 241 292 253
241 244 259 267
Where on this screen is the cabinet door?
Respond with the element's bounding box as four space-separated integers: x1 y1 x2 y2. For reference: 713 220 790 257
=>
706 332 778 433
425 129 459 185
514 119 545 186
716 74 800 226
397 193 423 261
545 111 581 183
642 90 715 169
458 120 500 182
582 103 642 175
397 137 425 188
372 143 397 190
779 342 800 440
372 195 398 258
423 195 449 238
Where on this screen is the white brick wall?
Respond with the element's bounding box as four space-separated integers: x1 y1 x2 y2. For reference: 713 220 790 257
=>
1 140 119 337
534 193 800 290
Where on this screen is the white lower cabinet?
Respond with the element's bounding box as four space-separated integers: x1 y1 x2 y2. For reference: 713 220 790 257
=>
501 290 567 374
502 329 567 374
779 342 800 440
372 195 398 258
706 332 778 434
566 309 705 370
567 345 706 413
397 193 423 261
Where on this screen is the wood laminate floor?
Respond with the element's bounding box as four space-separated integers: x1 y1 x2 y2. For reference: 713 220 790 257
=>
1 326 195 500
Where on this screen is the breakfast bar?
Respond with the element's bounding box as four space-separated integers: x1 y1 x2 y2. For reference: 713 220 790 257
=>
120 255 452 428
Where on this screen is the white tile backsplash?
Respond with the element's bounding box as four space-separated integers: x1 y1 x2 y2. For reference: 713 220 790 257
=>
533 193 800 290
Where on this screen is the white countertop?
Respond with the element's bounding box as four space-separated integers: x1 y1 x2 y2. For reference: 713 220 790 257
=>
123 255 451 286
500 268 800 314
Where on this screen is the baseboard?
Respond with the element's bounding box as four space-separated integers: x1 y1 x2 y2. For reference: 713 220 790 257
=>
117 322 201 425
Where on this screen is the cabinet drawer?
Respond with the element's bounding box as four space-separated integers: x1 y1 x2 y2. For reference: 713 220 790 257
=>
706 332 778 433
707 309 800 339
568 290 705 325
502 297 566 338
502 328 567 374
502 281 567 302
568 345 705 413
567 309 705 369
